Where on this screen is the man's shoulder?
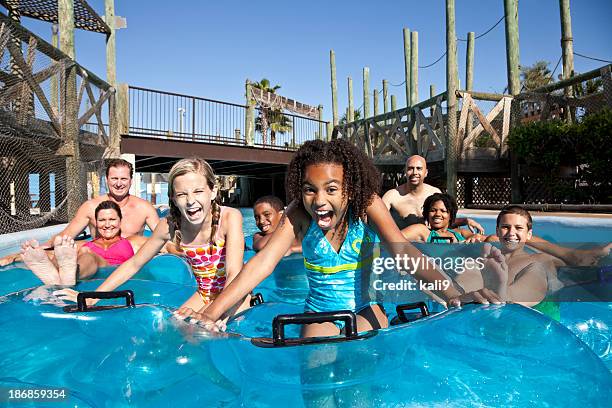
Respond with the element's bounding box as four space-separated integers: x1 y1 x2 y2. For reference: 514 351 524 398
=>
128 195 156 210
79 196 104 213
382 186 401 203
423 184 442 194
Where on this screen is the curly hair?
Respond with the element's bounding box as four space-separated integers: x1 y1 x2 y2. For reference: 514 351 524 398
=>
285 139 381 223
167 157 220 245
423 193 458 227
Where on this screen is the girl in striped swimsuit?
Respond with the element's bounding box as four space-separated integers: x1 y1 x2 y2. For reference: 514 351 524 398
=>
57 157 250 319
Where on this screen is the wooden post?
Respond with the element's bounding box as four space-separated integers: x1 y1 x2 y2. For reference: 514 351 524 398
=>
245 80 255 145
330 50 338 126
504 0 521 95
403 28 411 107
318 105 324 140
445 0 458 198
326 122 333 141
382 80 389 114
410 31 419 106
373 89 379 116
348 77 354 122
430 84 436 116
116 83 129 135
504 0 521 203
559 0 575 104
51 24 59 116
466 31 475 137
105 0 116 87
363 67 370 118
59 0 83 219
39 171 51 213
391 95 397 111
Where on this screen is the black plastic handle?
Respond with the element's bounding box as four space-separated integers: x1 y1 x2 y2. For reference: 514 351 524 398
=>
395 301 430 323
250 292 264 307
272 310 357 345
76 290 135 312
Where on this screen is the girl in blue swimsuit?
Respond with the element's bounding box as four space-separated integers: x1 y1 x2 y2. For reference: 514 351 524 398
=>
188 139 501 337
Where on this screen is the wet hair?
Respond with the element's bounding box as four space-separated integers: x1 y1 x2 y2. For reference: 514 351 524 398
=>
254 195 284 212
105 159 133 178
167 157 220 244
423 193 458 227
285 139 381 225
497 205 533 230
94 200 122 220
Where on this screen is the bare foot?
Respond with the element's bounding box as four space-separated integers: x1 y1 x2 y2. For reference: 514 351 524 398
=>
21 240 61 285
53 235 78 286
568 243 612 266
480 244 509 300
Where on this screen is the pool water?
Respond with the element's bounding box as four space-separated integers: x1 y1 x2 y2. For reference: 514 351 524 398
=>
1 268 610 407
0 209 610 406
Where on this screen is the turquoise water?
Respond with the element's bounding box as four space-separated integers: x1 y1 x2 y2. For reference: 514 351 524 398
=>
0 210 611 406
0 263 610 406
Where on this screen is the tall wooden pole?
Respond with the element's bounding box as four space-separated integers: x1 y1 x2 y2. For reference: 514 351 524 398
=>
105 0 120 161
245 80 255 145
559 0 574 96
504 0 521 203
430 84 436 116
348 77 354 122
318 105 324 140
373 89 379 116
391 95 397 112
466 31 475 137
330 50 338 126
504 0 521 95
363 67 370 118
59 0 83 218
403 28 411 107
410 31 419 106
382 80 389 114
445 0 458 197
51 24 59 116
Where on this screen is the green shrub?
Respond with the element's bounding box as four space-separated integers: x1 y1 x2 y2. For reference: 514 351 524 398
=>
507 109 612 203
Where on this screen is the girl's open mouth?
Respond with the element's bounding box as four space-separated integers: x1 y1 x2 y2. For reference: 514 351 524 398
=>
315 210 334 228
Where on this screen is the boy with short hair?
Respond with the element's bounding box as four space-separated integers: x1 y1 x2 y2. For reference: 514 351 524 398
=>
252 196 301 255
457 206 560 319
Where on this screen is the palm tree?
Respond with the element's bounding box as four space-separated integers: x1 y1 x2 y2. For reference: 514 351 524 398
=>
520 61 554 92
339 109 362 125
251 78 291 145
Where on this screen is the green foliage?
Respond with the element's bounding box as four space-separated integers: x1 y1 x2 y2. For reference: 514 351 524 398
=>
474 132 496 148
520 61 554 92
339 109 362 125
507 109 612 203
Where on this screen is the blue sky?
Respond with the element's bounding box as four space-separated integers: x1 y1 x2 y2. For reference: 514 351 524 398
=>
17 0 612 122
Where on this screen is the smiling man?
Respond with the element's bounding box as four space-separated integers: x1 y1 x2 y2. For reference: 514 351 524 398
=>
43 159 159 246
382 155 484 233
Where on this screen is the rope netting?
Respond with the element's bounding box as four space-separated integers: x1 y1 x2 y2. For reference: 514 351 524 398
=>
0 19 110 234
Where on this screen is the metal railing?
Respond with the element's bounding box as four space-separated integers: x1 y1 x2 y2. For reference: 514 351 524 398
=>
128 86 327 149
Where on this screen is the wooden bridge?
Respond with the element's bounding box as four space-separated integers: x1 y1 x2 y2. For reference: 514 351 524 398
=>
118 85 327 176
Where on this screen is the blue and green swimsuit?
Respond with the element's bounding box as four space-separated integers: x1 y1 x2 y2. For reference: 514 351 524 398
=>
302 216 379 316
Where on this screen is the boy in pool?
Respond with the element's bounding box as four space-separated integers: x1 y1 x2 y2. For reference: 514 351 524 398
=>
252 195 301 255
456 206 561 318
